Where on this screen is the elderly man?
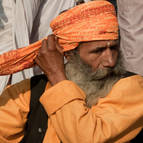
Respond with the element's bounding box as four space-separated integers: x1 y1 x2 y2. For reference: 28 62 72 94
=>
0 1 143 143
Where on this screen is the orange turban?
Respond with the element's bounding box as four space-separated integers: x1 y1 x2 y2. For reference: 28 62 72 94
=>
0 0 118 75
51 0 118 51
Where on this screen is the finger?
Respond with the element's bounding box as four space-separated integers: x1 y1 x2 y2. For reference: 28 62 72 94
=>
41 39 48 50
34 56 40 65
35 55 45 68
54 36 64 55
47 35 56 51
38 39 48 55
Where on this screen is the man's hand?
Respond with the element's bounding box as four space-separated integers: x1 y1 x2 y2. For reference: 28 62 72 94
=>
35 35 66 85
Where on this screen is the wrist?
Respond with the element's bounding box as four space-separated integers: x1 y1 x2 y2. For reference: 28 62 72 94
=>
46 72 67 85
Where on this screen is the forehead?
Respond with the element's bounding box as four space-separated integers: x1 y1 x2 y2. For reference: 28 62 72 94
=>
79 40 119 50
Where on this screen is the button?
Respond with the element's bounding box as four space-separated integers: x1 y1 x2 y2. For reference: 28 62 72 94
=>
38 128 42 133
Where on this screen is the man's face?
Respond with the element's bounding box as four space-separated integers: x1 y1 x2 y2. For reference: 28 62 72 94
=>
78 40 119 73
65 39 121 81
65 39 122 106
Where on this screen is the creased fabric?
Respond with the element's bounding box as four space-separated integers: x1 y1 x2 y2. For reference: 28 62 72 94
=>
0 38 46 75
0 75 143 142
0 0 75 94
0 1 118 75
51 0 118 51
117 0 143 76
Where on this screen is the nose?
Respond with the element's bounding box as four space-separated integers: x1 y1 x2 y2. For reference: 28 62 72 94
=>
102 48 117 68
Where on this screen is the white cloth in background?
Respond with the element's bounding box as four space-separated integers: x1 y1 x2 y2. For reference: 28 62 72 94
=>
117 0 143 76
0 0 13 94
0 0 76 94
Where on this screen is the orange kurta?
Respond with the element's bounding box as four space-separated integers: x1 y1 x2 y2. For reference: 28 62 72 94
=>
0 75 143 143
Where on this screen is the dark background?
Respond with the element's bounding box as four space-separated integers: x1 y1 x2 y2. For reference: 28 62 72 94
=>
108 0 117 11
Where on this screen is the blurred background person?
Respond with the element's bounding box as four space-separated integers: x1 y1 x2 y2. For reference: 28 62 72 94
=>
117 0 143 76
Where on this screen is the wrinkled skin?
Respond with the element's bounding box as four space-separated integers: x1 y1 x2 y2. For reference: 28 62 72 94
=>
35 34 119 85
35 35 66 85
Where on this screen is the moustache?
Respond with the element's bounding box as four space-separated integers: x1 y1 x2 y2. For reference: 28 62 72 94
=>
89 67 116 80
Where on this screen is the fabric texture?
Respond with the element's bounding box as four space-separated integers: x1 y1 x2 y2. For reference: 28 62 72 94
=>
20 75 48 143
51 0 118 51
0 0 14 94
40 75 143 143
0 75 143 142
0 0 75 94
0 0 118 76
117 0 143 76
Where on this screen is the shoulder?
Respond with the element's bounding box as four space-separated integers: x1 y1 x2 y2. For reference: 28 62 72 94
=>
4 78 31 95
113 75 143 94
100 75 143 106
0 78 31 107
4 74 48 95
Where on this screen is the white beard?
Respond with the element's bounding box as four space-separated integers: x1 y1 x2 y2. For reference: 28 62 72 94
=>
65 52 125 107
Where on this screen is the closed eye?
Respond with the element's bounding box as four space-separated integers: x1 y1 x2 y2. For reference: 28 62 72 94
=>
90 47 106 54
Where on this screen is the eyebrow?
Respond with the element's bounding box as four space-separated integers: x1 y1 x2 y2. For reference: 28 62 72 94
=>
89 42 118 53
89 47 106 53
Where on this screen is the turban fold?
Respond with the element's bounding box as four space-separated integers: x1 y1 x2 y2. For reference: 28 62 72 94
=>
0 0 118 75
51 0 118 51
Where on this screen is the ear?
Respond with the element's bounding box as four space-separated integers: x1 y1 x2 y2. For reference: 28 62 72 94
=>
64 52 71 62
64 50 77 62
